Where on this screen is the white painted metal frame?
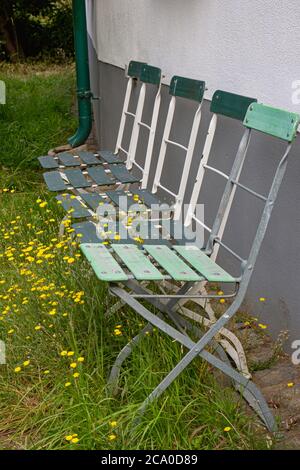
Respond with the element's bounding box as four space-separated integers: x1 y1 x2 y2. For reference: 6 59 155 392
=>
184 113 250 261
114 66 148 172
152 96 203 219
127 79 162 189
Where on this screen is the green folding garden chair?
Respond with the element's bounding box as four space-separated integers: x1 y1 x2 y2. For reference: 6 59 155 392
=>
38 62 161 196
68 75 206 243
79 103 300 432
52 86 258 381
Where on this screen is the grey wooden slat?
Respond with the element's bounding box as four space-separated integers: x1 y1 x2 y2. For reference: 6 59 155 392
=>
98 150 124 164
43 171 67 192
109 164 140 183
77 151 101 165
58 152 80 167
106 190 137 211
38 155 59 169
73 221 101 243
87 166 115 186
80 192 107 211
64 169 91 188
56 195 91 219
132 189 161 208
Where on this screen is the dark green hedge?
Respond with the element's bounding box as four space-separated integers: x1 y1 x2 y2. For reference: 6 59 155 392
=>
0 1 74 62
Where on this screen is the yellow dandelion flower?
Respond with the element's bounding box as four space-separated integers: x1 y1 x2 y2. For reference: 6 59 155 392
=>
39 202 48 208
224 426 231 432
60 350 68 356
108 434 117 441
219 298 225 304
23 360 30 367
114 328 122 336
65 382 71 387
67 351 74 356
34 325 41 331
71 437 79 444
14 366 21 373
77 357 84 362
258 323 267 330
65 435 73 441
287 382 294 388
110 421 117 428
70 362 77 369
259 297 266 302
73 372 80 378
8 329 14 334
67 258 75 264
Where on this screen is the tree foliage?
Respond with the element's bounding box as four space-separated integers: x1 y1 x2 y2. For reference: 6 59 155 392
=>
0 0 73 61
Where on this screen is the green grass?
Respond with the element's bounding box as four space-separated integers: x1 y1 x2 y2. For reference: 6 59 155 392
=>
0 63 269 450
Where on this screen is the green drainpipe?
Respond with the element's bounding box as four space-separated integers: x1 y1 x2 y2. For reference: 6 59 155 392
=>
68 0 92 147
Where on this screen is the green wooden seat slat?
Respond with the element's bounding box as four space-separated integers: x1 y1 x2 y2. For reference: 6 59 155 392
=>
58 152 80 167
43 171 67 192
109 164 140 183
38 155 59 169
144 245 202 281
174 245 235 283
106 190 138 211
87 166 115 186
132 189 161 208
244 103 300 142
80 193 107 211
77 151 101 165
64 169 91 188
210 90 257 121
112 245 164 280
169 76 205 102
80 243 128 281
56 194 91 219
98 150 124 164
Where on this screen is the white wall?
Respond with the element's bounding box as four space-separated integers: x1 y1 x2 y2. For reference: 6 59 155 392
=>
86 0 300 112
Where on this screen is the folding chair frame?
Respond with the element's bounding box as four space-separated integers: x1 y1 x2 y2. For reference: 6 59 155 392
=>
152 76 206 219
81 103 300 433
39 62 162 196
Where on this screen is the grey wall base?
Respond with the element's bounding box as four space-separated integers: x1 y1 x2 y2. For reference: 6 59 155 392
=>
88 39 300 353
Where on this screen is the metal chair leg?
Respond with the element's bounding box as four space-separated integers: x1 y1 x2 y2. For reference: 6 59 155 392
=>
107 322 154 394
110 287 276 433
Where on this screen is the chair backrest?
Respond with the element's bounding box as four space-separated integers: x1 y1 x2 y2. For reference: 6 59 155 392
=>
185 90 256 260
114 60 146 157
114 61 162 188
152 75 206 219
206 103 299 296
126 64 162 189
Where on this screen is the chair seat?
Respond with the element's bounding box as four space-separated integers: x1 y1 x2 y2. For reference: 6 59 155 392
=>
72 220 171 246
80 242 236 283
